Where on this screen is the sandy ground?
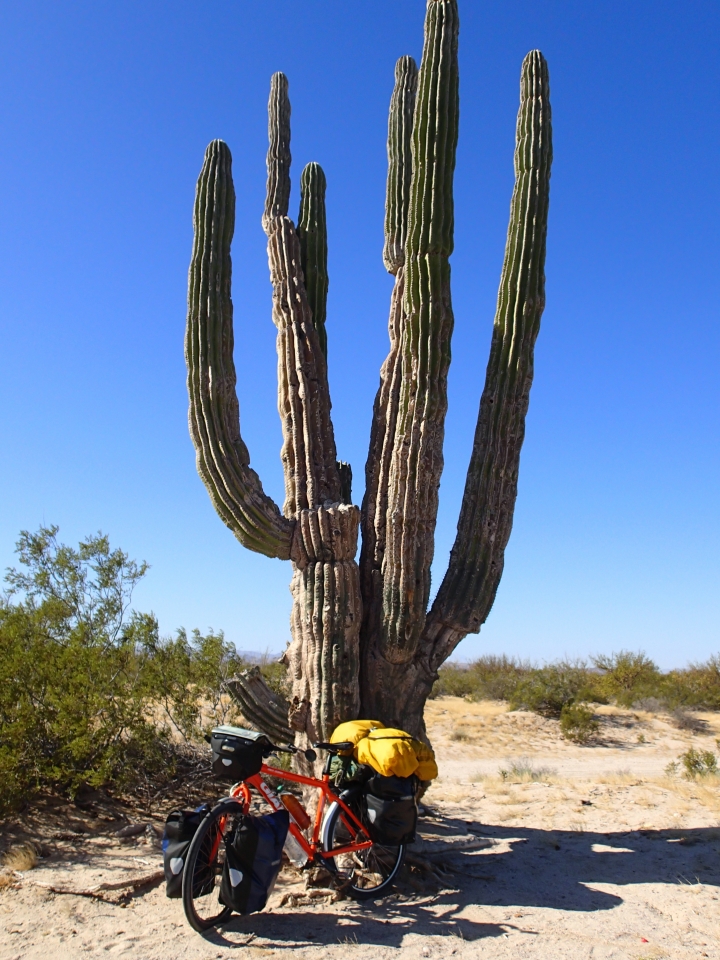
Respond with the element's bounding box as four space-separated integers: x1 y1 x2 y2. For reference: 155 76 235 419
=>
1 697 719 959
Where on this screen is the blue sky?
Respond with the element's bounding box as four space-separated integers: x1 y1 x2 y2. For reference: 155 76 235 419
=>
0 1 718 669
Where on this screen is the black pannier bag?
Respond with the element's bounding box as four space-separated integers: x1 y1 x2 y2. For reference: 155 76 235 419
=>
162 804 212 898
363 774 418 845
219 809 289 914
210 725 271 781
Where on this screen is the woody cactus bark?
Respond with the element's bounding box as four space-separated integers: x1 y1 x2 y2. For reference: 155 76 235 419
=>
185 0 552 745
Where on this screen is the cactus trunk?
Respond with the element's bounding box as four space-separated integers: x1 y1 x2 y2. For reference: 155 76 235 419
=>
186 0 552 747
263 73 360 748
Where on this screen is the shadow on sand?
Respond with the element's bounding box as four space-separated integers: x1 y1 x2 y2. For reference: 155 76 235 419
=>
199 820 720 950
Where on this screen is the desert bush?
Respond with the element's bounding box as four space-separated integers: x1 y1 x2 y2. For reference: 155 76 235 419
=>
431 647 720 730
591 650 661 707
670 708 708 734
430 661 481 699
256 654 290 700
679 747 718 779
0 526 252 816
559 703 600 743
432 654 529 701
509 660 597 718
663 655 720 710
632 696 667 713
0 527 164 812
139 626 246 738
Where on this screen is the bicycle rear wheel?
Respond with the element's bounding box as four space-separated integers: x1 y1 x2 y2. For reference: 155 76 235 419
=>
182 799 244 932
322 799 404 900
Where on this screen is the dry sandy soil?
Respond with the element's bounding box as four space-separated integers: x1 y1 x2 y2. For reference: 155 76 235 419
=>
2 697 719 960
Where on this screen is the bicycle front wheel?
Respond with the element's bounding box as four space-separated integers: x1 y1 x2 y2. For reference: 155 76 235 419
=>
181 799 244 932
322 799 405 900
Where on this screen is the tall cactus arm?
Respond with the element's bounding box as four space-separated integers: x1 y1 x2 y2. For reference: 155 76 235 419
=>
297 162 329 362
262 73 341 518
380 0 460 662
360 55 418 641
186 139 294 560
383 56 419 276
424 50 553 667
262 72 291 231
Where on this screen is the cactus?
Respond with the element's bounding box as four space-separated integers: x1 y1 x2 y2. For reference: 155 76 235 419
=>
297 162 329 361
186 0 552 743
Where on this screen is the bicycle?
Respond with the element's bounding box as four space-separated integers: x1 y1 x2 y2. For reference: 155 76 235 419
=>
181 738 407 932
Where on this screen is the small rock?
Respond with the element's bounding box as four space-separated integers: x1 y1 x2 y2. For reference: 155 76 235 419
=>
115 823 148 839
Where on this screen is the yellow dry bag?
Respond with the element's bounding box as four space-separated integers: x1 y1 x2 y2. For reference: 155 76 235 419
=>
329 719 385 755
355 727 419 779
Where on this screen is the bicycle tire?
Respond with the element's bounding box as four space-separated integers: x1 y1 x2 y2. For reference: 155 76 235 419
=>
322 799 405 900
182 799 244 932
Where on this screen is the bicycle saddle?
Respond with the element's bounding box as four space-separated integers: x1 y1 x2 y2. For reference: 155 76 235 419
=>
313 740 354 753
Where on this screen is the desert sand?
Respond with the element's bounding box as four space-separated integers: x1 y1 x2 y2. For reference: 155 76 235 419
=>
1 697 719 959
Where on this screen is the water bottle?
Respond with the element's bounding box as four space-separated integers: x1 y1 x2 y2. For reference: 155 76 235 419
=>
279 792 311 830
283 830 309 868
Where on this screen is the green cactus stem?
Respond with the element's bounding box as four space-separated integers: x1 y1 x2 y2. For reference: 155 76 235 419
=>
262 72 291 230
360 54 418 648
383 56 418 275
297 161 329 361
424 50 552 666
262 74 340 517
372 0 460 663
185 139 294 560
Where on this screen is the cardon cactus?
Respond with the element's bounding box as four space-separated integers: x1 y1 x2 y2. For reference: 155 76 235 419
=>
185 0 552 746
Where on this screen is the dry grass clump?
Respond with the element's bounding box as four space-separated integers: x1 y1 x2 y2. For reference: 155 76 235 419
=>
596 769 640 785
2 841 40 871
450 725 471 741
499 758 557 783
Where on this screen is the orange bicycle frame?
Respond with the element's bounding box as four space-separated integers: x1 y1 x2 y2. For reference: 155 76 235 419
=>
226 761 373 862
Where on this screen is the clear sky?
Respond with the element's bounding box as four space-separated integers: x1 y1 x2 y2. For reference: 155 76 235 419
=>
0 1 718 669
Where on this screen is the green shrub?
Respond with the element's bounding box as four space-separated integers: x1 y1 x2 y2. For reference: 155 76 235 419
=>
430 647 720 733
591 650 660 707
257 655 290 700
0 526 250 815
663 655 720 710
679 748 718 779
509 660 597 718
0 527 162 811
559 703 599 743
430 661 481 699
432 655 528 701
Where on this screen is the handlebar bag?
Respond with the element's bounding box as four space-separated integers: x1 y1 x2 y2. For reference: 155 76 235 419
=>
363 774 417 845
162 804 212 898
210 725 272 781
219 809 289 914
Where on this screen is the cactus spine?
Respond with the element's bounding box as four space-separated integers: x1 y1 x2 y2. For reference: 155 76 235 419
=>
186 1 552 742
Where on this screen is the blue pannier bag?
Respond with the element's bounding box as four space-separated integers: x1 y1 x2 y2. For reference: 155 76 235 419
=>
219 809 289 914
162 803 212 898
